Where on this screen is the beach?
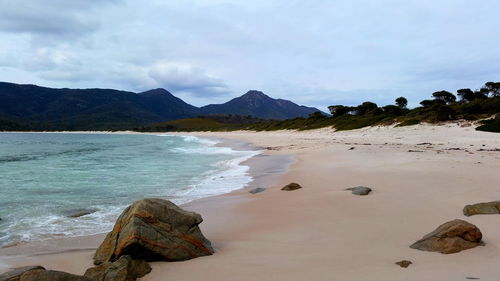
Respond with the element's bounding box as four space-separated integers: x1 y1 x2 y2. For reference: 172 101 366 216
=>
2 123 500 281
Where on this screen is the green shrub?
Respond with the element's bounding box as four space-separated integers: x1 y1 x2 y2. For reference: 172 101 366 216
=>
476 118 500 133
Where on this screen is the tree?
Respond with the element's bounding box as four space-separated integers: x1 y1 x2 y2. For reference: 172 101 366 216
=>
308 111 326 119
484 82 500 97
355 102 378 115
328 105 351 118
395 97 408 108
420 99 445 108
382 105 403 115
457 88 474 102
432 91 456 104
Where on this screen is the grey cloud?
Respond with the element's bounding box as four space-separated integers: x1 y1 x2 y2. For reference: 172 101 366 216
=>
147 62 229 97
0 0 119 38
0 0 499 109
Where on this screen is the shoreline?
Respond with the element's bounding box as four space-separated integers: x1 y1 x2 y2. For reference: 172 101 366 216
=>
1 124 500 280
0 134 294 272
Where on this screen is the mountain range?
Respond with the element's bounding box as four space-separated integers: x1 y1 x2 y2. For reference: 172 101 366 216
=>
0 82 321 131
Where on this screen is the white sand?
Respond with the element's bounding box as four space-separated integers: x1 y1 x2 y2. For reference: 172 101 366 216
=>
1 123 500 281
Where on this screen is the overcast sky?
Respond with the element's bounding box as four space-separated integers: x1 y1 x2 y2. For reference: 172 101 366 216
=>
0 0 499 110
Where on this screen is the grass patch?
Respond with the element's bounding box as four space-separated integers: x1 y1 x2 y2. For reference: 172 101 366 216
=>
396 119 421 127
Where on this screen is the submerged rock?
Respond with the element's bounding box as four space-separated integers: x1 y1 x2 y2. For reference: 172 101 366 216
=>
65 208 98 218
346 186 372 195
249 187 266 194
395 260 412 268
410 219 482 254
281 183 303 191
84 255 151 281
93 198 213 265
463 201 500 216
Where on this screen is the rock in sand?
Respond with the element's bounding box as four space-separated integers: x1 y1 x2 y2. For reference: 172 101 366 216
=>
281 183 303 191
463 201 500 216
0 266 45 281
0 266 92 281
93 198 213 265
84 255 151 281
346 186 372 195
395 260 412 268
410 219 482 254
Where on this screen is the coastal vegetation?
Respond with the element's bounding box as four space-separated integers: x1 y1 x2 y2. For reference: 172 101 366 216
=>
140 81 500 133
1 81 499 132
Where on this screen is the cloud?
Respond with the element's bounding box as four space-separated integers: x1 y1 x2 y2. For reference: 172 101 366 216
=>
0 0 499 109
0 0 118 39
148 62 228 96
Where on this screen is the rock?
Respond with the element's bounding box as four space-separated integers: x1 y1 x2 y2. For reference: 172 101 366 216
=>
20 270 92 281
249 187 266 194
65 208 98 218
84 255 151 281
346 186 372 195
410 219 482 254
0 266 92 281
395 260 412 268
0 265 45 281
463 201 500 216
93 198 213 265
281 183 302 191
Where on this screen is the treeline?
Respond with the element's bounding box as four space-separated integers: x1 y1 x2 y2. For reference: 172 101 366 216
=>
135 114 267 132
249 82 500 132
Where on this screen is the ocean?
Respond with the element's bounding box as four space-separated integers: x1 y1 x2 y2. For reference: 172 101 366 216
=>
0 133 260 247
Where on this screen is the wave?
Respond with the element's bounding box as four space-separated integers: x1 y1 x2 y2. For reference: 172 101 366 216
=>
0 134 262 247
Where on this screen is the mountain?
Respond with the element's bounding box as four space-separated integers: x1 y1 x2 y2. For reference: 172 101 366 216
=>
200 90 321 119
0 82 322 131
0 82 198 130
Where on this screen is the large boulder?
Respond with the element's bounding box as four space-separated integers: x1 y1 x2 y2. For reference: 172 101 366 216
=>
463 201 500 216
346 186 372 195
84 255 151 281
93 198 213 265
281 183 302 191
410 219 482 254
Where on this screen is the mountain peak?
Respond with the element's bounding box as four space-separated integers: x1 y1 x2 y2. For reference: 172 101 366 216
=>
200 90 321 119
139 88 172 96
241 90 270 99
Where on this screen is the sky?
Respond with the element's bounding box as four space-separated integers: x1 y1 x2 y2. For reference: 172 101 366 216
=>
0 0 499 110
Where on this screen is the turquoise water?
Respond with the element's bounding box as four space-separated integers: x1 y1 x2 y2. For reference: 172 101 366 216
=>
0 133 260 246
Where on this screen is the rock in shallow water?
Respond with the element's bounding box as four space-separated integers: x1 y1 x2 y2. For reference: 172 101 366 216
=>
281 183 302 191
249 187 266 194
84 255 151 281
65 208 98 218
410 219 482 254
463 201 500 216
346 186 372 195
93 198 213 265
